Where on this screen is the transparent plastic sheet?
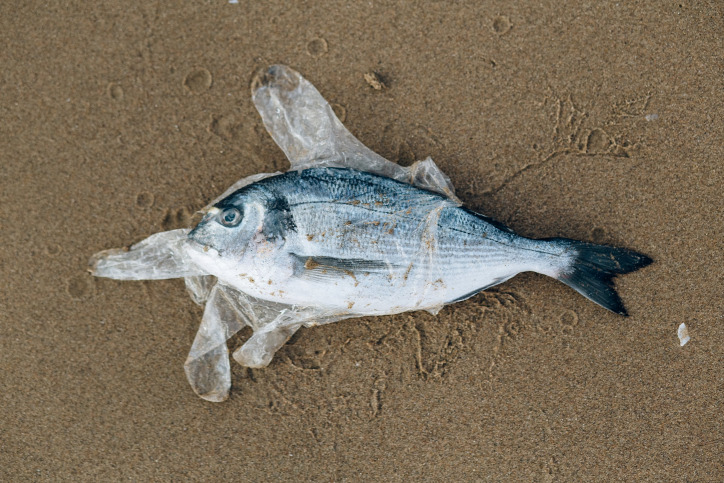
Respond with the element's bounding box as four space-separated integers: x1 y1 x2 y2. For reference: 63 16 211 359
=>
90 65 461 401
90 229 205 280
184 275 217 306
250 65 461 203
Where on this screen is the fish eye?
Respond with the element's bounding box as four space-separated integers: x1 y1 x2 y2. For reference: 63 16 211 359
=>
219 207 242 227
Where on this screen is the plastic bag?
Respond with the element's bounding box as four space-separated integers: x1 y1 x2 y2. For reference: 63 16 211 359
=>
90 65 460 401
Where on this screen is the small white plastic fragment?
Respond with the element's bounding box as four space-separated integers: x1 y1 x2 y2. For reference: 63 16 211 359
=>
645 113 659 121
677 323 690 346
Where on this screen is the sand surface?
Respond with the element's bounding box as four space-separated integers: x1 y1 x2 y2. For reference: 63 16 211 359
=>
2 1 722 480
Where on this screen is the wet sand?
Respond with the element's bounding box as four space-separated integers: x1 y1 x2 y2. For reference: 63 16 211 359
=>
1 1 722 480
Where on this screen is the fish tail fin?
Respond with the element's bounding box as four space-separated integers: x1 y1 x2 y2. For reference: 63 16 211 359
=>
545 238 653 316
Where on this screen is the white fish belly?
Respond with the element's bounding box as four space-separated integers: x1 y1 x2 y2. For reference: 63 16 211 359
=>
219 219 543 314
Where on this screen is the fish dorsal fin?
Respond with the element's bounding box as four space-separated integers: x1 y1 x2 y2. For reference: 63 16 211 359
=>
251 65 461 204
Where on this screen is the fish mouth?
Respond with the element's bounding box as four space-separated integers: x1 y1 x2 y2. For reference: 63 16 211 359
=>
184 233 221 259
187 225 205 244
188 208 220 249
187 228 214 250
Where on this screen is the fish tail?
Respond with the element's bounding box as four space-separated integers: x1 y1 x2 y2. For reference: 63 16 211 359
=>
545 238 653 316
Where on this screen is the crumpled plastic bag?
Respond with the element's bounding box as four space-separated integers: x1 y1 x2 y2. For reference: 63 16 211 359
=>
90 65 460 401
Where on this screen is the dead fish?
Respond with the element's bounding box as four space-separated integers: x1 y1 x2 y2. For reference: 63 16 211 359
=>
188 167 650 316
90 65 652 402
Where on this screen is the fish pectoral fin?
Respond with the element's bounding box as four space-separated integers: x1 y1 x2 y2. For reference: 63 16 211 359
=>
291 254 392 281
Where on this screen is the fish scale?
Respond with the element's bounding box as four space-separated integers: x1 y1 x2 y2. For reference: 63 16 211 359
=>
190 167 558 313
279 170 523 256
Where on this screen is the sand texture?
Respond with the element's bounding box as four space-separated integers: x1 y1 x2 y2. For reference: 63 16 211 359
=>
1 1 722 480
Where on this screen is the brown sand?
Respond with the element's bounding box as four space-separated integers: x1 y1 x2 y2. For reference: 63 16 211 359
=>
2 1 722 480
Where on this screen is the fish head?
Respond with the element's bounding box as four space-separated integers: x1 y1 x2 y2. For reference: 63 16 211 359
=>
187 191 266 264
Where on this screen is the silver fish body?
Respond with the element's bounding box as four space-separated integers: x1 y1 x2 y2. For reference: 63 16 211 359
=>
187 167 641 316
